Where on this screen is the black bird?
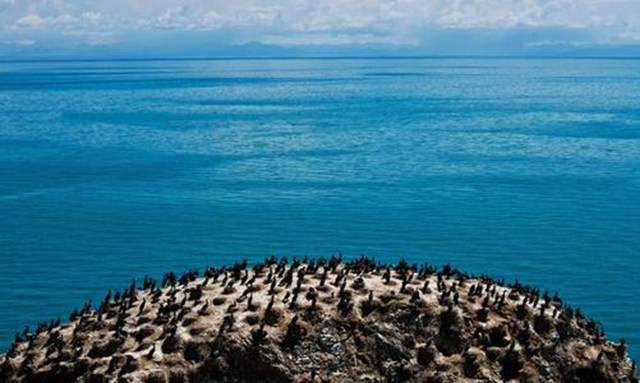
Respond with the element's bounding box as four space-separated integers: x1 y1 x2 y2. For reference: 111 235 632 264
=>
104 289 112 305
199 300 209 315
339 280 347 297
251 323 267 346
383 268 391 284
400 277 408 293
138 298 147 315
265 296 275 316
146 344 156 359
289 291 299 309
422 280 430 293
319 269 328 287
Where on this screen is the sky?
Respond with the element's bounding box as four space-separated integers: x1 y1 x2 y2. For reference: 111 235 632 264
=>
2 0 640 57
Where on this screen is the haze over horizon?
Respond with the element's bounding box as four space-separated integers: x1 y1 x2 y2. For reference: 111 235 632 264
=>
2 0 640 58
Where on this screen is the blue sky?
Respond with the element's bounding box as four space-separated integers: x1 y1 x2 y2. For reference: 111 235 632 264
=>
2 0 640 57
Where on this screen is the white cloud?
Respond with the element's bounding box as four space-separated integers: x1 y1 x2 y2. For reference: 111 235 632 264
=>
14 14 45 28
3 0 640 47
52 14 77 26
13 13 78 29
81 11 103 23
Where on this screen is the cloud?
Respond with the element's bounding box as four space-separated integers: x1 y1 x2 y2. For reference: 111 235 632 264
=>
13 13 79 29
262 32 402 46
52 14 77 26
14 14 45 28
2 0 640 54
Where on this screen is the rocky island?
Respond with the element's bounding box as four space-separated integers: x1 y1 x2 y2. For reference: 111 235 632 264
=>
0 256 637 382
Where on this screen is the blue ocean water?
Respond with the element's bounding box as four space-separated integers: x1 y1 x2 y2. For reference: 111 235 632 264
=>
0 58 639 358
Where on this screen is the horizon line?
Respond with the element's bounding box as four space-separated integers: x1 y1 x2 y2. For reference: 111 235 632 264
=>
2 54 640 63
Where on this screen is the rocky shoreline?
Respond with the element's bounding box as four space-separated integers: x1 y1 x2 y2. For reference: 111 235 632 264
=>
1 256 637 382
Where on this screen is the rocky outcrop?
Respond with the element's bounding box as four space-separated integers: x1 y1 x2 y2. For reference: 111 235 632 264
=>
0 256 637 382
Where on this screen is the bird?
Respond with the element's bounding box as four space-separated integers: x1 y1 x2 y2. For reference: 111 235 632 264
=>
146 344 156 359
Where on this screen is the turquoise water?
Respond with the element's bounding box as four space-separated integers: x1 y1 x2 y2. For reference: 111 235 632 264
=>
1 58 639 358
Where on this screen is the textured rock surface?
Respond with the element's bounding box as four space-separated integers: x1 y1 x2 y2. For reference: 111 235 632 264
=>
0 256 637 382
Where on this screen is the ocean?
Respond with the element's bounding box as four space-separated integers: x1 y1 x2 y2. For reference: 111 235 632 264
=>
0 58 639 358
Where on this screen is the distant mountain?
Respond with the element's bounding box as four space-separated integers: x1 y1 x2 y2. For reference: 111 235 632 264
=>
557 44 640 58
1 39 639 61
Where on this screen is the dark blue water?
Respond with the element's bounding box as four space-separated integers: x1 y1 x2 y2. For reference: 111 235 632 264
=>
1 58 639 358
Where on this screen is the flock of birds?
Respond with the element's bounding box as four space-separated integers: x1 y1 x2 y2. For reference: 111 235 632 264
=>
0 255 637 382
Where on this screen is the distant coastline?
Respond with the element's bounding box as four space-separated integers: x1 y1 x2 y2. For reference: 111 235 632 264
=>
3 54 640 63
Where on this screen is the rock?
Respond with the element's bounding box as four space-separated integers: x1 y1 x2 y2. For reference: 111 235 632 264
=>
135 325 156 342
0 257 636 383
375 333 410 363
417 343 438 366
161 334 183 354
118 355 139 376
142 371 167 383
500 349 524 381
87 337 123 358
489 325 510 348
184 341 211 362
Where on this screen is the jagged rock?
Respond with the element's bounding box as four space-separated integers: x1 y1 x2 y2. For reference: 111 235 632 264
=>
436 307 465 356
375 333 410 363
